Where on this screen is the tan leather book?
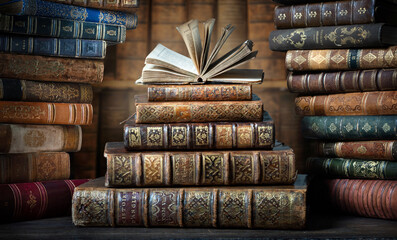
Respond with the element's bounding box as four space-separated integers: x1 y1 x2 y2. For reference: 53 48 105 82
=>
44 0 138 12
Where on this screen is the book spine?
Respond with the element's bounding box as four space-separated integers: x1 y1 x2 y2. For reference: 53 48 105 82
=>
148 85 252 101
43 0 139 11
0 124 82 153
0 78 93 103
295 91 397 116
0 53 104 83
285 47 397 71
318 141 397 161
0 152 70 183
326 178 397 220
287 69 397 94
0 101 92 125
124 121 274 150
0 14 126 42
274 0 375 29
273 0 334 4
302 116 397 140
0 179 89 222
307 157 397 179
270 23 385 51
72 187 306 228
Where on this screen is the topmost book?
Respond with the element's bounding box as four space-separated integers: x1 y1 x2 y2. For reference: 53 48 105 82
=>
45 0 139 12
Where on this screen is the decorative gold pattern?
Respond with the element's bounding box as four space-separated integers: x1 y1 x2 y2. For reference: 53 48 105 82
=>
331 54 344 64
272 29 307 48
278 13 286 20
171 126 187 146
344 123 354 132
128 127 141 147
27 191 37 212
24 130 45 147
358 7 367 14
313 54 326 64
382 123 391 132
362 123 372 132
258 126 272 146
143 155 163 185
311 122 319 132
202 154 224 184
254 191 293 228
294 12 302 19
356 146 367 154
195 126 209 146
363 53 377 63
328 123 337 132
172 154 195 185
232 155 253 184
216 125 233 148
183 190 212 227
147 127 162 146
385 50 394 65
293 55 307 65
73 190 109 225
37 158 56 180
150 190 178 226
219 191 247 227
0 105 46 120
237 126 252 148
324 10 332 16
309 11 317 18
339 10 348 16
107 30 117 36
113 156 133 185
350 160 383 178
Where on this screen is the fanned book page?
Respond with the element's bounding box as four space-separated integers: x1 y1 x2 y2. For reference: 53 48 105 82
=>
136 18 263 85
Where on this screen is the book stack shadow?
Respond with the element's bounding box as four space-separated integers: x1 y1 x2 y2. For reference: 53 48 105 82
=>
0 0 138 222
270 0 397 220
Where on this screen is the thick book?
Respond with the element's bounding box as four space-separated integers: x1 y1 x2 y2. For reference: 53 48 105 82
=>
0 152 70 183
0 179 89 222
274 0 397 29
272 0 333 4
295 91 397 116
0 34 106 59
302 116 397 140
44 0 139 12
124 112 274 150
0 101 92 125
287 69 397 94
0 13 126 43
0 53 104 83
148 84 252 101
135 94 263 123
316 140 397 161
72 176 307 229
105 141 295 187
0 78 93 103
286 46 397 71
270 24 397 51
307 157 397 180
0 0 137 29
0 124 82 153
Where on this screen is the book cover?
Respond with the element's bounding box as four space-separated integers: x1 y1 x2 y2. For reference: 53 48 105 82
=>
44 0 139 12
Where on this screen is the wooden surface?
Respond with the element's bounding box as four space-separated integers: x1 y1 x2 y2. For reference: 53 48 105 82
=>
1 213 396 239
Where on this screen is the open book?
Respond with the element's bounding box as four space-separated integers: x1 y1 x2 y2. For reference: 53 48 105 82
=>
136 19 263 85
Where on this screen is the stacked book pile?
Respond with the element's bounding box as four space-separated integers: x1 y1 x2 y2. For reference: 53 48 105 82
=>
270 0 397 220
0 0 138 222
72 19 307 229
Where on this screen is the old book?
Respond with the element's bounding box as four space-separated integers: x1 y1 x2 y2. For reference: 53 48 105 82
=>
148 84 252 101
272 0 333 4
307 157 397 180
270 24 397 51
72 175 307 229
0 152 70 183
105 141 295 187
286 46 397 71
325 178 397 220
44 0 138 12
124 111 274 150
302 116 397 140
0 179 89 222
0 124 82 153
0 13 126 43
135 94 263 123
0 53 104 83
274 0 397 29
287 69 397 94
0 101 92 125
295 91 397 116
316 140 397 161
0 78 93 103
0 0 137 29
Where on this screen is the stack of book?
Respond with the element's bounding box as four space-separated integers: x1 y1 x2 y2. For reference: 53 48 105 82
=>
270 0 397 220
0 0 138 222
72 18 307 229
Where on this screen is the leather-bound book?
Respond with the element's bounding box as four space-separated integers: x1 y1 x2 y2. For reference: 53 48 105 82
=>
0 179 89 222
135 94 263 123
0 101 92 125
272 0 333 4
286 46 397 71
0 54 104 84
124 112 274 150
104 141 295 187
72 176 307 229
287 69 397 94
0 152 70 183
295 91 397 116
44 0 139 12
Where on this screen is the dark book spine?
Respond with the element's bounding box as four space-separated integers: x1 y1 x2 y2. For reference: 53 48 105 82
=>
307 157 397 179
302 116 397 140
44 0 139 11
287 69 397 94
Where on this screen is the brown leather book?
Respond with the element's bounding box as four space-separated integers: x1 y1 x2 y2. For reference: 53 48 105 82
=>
287 69 397 94
295 91 397 116
0 124 81 153
44 0 138 12
0 152 70 183
0 101 93 125
72 175 307 228
135 94 263 123
0 53 104 83
286 46 397 71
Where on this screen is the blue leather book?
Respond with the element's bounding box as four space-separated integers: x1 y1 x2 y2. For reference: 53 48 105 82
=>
0 13 126 42
0 0 137 29
0 34 106 58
